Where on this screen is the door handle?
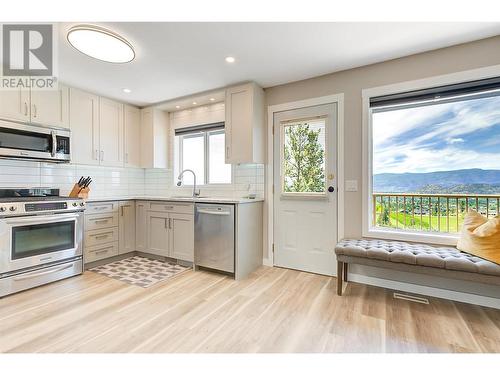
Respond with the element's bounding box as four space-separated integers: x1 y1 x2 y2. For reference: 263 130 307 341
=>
164 218 168 229
328 186 335 193
197 209 230 216
169 218 172 229
51 130 57 157
24 102 28 116
100 150 104 161
33 104 37 118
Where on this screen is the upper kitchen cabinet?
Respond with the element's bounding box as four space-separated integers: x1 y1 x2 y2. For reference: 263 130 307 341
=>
0 87 30 122
140 107 169 169
0 84 69 128
124 105 141 168
99 97 124 167
69 88 100 165
30 84 70 129
225 82 265 164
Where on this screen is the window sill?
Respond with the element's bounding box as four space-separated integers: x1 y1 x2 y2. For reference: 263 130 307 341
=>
363 227 459 247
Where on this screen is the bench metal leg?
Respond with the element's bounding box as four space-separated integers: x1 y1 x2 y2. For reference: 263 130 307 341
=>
337 261 343 296
343 262 348 282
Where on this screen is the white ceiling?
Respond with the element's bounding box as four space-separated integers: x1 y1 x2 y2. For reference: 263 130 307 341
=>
57 22 500 107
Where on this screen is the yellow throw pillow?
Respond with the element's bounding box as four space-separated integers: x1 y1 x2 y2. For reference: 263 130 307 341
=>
456 209 500 265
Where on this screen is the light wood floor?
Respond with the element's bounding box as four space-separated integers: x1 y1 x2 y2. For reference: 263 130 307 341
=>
0 266 499 353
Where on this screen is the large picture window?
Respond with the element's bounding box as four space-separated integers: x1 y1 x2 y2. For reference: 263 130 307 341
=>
176 123 232 185
368 77 500 238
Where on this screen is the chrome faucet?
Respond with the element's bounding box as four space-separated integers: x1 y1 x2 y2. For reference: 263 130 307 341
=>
177 169 200 198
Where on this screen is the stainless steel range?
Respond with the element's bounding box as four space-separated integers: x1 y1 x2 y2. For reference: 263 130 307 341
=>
0 188 85 297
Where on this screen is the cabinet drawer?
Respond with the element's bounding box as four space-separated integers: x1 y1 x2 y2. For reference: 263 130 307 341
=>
85 242 119 263
85 227 119 247
85 212 119 230
86 201 119 214
148 202 194 215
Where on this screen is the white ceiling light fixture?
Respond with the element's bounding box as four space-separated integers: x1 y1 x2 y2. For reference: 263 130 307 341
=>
175 105 180 109
67 25 135 63
122 88 131 93
192 101 197 105
225 56 235 63
209 98 215 101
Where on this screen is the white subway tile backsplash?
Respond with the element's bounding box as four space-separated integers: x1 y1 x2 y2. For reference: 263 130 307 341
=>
0 159 264 199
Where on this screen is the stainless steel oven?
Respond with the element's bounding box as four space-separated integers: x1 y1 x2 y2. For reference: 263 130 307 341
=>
0 120 71 162
0 211 83 274
0 189 84 297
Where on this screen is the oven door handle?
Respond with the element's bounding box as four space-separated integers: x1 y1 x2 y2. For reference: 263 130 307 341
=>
12 263 74 281
3 212 81 226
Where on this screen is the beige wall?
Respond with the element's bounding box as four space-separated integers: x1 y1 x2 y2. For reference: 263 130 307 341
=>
265 35 500 240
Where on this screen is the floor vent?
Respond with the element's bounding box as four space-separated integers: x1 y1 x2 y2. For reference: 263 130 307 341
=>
393 292 429 304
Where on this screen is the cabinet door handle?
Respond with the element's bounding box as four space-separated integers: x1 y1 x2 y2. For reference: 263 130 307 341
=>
93 218 110 224
94 149 99 160
100 150 104 161
121 206 124 216
33 104 37 118
24 102 28 116
164 218 168 229
95 247 112 255
94 233 112 240
226 146 230 159
125 153 128 163
169 218 172 229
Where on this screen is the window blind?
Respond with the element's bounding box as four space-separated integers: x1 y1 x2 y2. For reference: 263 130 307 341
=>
370 76 500 112
174 122 224 136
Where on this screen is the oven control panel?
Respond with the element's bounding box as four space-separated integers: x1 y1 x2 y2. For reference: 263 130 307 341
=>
25 202 68 212
0 200 85 216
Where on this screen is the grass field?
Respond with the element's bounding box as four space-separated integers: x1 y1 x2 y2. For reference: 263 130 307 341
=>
377 210 466 233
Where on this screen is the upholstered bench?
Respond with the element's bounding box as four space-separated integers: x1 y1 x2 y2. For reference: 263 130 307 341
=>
334 239 500 296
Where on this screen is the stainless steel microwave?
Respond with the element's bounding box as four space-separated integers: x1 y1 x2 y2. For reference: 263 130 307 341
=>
0 120 70 162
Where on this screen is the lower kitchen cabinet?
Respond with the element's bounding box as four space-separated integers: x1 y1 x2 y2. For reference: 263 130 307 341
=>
169 213 194 262
85 200 194 265
119 201 136 255
144 202 194 261
146 211 170 257
135 201 147 252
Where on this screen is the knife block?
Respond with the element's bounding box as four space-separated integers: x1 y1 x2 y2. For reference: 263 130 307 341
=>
68 183 90 199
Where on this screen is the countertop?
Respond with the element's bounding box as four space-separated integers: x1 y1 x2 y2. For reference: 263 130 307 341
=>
84 195 264 204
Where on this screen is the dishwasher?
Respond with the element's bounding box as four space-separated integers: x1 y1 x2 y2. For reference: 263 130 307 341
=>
194 203 235 273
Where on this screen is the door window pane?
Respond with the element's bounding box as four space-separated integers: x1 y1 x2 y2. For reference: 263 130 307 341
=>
181 134 205 185
208 131 231 184
282 118 326 193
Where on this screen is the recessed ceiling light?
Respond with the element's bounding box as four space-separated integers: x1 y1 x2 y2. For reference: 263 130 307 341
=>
192 102 197 105
225 56 235 63
209 98 215 101
175 105 180 109
122 88 131 93
67 25 135 63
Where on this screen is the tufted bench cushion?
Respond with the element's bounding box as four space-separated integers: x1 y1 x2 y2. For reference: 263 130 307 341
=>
335 239 500 277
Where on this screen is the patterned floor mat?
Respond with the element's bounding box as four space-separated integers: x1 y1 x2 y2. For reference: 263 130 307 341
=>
90 256 190 288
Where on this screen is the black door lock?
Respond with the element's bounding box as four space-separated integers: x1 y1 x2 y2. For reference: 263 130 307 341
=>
328 186 335 192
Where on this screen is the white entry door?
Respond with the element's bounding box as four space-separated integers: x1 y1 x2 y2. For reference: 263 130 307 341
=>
273 103 337 276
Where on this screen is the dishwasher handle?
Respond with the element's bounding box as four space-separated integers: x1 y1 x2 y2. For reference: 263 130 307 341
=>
197 209 231 216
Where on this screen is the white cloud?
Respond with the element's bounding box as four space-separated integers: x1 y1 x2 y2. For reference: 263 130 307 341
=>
373 95 500 174
447 138 464 144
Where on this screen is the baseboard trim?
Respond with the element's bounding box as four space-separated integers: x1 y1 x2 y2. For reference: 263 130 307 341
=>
348 273 500 309
262 258 273 267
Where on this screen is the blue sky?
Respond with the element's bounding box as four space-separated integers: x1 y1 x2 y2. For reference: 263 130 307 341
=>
372 94 500 174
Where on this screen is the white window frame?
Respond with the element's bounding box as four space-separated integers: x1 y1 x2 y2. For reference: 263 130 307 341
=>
177 129 233 186
362 64 500 246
